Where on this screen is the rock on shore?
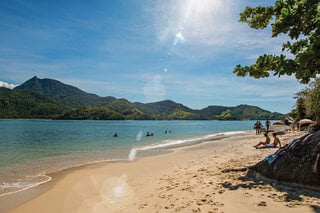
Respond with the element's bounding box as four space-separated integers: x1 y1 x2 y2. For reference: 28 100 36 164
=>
248 131 320 190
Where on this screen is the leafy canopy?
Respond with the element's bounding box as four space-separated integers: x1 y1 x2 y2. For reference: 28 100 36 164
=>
305 78 320 122
233 0 320 83
290 77 320 125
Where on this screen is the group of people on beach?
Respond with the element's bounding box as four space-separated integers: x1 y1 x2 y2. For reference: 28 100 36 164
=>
254 132 281 149
253 119 282 149
254 119 271 135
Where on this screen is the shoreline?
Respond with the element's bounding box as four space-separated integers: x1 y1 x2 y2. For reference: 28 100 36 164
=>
0 131 246 212
0 130 247 198
2 131 320 212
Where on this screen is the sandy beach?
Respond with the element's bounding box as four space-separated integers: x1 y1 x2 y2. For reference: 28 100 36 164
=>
2 131 320 213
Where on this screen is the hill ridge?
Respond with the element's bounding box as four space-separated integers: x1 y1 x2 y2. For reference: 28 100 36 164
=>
0 76 284 120
14 76 115 107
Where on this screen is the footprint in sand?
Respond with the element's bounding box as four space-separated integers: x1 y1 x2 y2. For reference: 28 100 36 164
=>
192 207 201 212
138 203 148 209
245 192 252 197
218 189 225 194
257 201 267 207
286 201 303 208
212 201 224 207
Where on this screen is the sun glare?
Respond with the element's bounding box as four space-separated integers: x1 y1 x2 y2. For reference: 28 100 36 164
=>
155 0 232 48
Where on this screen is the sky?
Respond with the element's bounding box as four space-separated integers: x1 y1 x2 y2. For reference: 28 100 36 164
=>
0 0 305 114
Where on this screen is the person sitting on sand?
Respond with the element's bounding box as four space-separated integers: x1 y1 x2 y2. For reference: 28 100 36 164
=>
254 133 270 148
256 133 281 149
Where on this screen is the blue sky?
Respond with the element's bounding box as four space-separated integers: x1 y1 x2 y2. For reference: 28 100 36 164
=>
0 0 304 113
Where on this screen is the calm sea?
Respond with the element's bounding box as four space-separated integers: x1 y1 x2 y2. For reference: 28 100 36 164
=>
0 119 256 196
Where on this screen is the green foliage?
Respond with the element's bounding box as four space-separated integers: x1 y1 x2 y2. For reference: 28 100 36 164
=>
138 100 197 120
197 105 228 119
305 78 320 123
0 87 65 118
291 89 308 119
58 106 125 120
234 0 320 83
168 109 198 120
290 78 320 123
215 109 232 120
229 104 283 120
103 99 149 120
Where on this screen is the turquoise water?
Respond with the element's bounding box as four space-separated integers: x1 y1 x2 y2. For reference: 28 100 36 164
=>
0 120 255 196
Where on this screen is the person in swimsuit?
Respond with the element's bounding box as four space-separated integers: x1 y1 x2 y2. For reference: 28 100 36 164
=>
254 133 270 148
256 133 281 149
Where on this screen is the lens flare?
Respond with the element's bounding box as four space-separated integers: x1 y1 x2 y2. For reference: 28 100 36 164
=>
128 148 137 161
77 174 134 212
154 0 232 50
173 31 184 46
136 130 143 141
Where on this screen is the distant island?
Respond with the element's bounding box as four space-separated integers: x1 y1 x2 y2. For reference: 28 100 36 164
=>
0 76 284 120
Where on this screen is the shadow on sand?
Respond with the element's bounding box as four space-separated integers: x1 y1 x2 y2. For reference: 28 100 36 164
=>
219 170 320 212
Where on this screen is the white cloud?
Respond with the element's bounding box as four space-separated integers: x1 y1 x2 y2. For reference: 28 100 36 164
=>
0 81 17 89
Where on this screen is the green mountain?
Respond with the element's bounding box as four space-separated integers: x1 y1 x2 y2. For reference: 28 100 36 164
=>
0 76 285 120
0 87 65 118
14 76 115 107
195 105 229 119
229 104 283 120
59 99 154 120
134 100 198 119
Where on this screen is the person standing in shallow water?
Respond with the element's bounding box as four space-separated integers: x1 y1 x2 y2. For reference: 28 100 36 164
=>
254 121 258 135
254 121 262 135
265 119 271 132
258 120 262 134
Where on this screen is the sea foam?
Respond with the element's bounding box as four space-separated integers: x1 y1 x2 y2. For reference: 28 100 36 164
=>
128 131 247 160
0 174 52 197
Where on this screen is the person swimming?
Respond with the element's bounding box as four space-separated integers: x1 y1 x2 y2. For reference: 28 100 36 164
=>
146 132 154 137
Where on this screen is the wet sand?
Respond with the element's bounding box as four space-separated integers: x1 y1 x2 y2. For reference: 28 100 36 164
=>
3 131 320 213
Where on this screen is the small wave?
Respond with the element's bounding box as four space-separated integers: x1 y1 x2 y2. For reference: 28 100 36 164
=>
128 131 248 160
0 158 131 197
0 174 52 197
0 155 135 198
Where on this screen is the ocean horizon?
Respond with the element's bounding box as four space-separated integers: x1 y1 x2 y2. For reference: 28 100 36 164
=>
0 119 261 197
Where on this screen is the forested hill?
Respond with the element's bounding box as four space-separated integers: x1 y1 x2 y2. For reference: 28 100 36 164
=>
0 76 284 120
14 76 115 107
0 87 65 118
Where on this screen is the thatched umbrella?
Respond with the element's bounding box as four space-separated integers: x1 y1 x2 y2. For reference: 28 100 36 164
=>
298 119 315 131
298 119 314 125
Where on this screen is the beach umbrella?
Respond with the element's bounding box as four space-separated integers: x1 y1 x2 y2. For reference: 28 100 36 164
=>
298 119 314 125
